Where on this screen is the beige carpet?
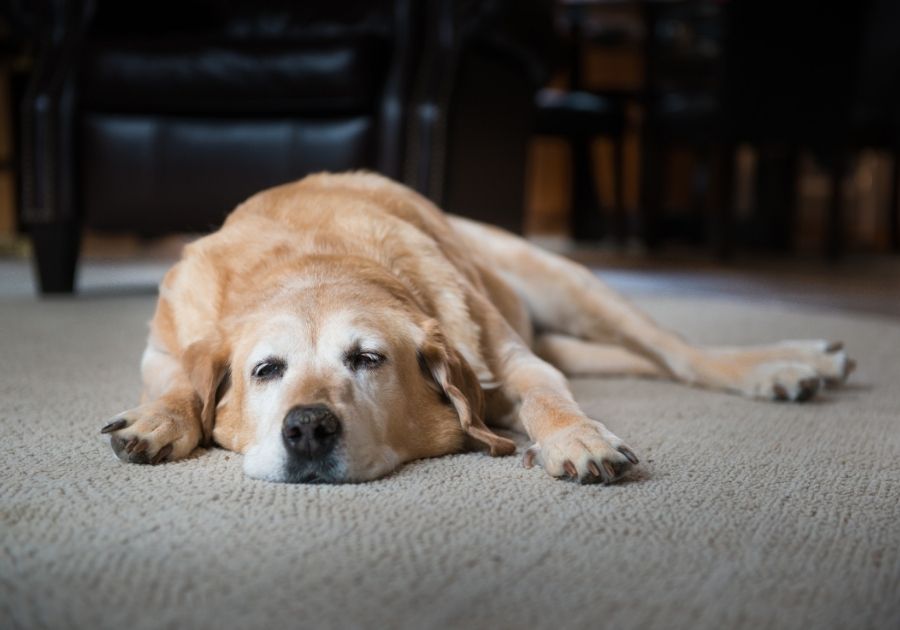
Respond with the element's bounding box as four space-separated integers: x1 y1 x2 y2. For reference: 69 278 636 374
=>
1 294 898 630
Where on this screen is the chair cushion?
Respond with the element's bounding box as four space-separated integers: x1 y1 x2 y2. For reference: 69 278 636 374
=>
81 114 375 234
649 91 722 140
534 89 625 137
80 37 388 115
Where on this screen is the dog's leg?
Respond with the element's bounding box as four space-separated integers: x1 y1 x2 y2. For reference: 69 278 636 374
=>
534 333 663 378
451 217 854 401
535 334 853 400
101 340 204 465
477 300 638 484
100 259 221 464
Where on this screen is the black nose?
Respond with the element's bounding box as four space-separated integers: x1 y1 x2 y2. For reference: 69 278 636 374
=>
282 405 342 458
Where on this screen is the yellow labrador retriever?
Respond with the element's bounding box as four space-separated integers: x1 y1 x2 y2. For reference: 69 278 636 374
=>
101 172 854 484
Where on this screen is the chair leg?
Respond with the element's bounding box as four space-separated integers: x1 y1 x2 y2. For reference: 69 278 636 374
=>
691 148 710 245
639 134 663 251
30 221 81 294
711 144 735 260
755 145 797 252
890 153 900 253
826 153 847 261
612 138 627 245
570 136 604 241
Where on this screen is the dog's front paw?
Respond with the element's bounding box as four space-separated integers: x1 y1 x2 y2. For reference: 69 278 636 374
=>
523 421 638 484
100 402 198 465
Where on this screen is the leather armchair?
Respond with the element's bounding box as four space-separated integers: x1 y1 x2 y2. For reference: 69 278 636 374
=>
19 0 554 293
21 0 415 292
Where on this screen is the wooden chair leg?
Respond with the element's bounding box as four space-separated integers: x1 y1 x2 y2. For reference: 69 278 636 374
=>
612 138 627 245
711 143 735 260
890 152 900 253
826 153 847 261
570 136 604 241
639 133 663 251
755 144 797 252
691 147 710 246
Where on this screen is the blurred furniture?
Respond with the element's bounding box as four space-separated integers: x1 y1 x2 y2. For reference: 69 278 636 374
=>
535 88 626 241
721 0 871 260
20 0 553 293
406 0 555 233
851 0 900 253
638 0 731 255
533 0 628 242
0 1 30 245
22 0 414 293
637 0 879 260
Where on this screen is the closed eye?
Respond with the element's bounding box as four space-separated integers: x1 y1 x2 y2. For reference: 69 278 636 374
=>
344 348 386 372
251 357 286 381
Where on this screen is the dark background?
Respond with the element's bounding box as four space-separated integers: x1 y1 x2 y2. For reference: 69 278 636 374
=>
2 0 899 294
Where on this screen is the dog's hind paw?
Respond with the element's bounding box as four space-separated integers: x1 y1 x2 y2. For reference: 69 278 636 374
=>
744 341 856 402
775 340 856 389
703 339 856 402
743 361 823 402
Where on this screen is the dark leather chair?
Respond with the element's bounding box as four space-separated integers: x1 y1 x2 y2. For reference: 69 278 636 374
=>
19 0 555 293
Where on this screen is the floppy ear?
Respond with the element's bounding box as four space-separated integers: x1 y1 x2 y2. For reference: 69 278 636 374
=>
181 334 231 447
418 320 516 457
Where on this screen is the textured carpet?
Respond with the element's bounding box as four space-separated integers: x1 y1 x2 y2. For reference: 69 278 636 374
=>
1 294 898 630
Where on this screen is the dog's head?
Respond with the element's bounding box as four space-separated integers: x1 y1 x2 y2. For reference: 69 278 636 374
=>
183 273 514 483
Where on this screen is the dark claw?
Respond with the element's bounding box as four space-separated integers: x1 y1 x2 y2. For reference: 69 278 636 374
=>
773 384 789 401
618 445 640 465
563 460 577 478
522 449 537 469
110 435 148 464
826 358 857 388
602 461 616 482
151 444 173 465
825 341 843 353
796 377 820 402
100 418 127 434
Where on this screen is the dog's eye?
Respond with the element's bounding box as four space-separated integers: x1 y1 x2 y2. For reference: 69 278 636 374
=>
344 349 386 372
252 358 286 381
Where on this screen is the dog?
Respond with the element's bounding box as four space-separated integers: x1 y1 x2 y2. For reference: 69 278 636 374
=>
101 172 855 484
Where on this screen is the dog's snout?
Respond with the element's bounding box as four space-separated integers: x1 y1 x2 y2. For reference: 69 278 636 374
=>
282 405 342 458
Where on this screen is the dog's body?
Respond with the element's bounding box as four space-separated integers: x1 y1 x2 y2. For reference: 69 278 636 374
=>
103 172 854 483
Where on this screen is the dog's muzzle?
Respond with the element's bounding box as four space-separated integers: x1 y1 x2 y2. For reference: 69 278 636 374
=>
281 404 344 483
